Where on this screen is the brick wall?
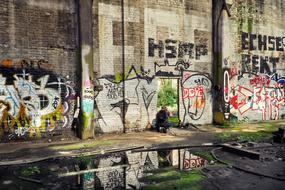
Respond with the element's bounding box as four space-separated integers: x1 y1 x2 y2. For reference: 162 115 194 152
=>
93 0 213 133
0 0 78 141
222 0 285 122
2 0 283 139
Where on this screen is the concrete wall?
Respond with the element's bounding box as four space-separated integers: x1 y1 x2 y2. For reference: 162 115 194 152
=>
222 0 285 122
0 0 78 140
1 0 284 140
93 0 213 133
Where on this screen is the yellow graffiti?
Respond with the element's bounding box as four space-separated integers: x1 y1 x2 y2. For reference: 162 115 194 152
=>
0 103 65 138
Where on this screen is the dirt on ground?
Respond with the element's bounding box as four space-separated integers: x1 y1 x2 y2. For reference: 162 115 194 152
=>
201 143 285 190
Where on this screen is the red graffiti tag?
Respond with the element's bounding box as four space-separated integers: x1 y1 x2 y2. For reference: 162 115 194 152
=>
249 75 271 87
229 68 238 79
184 157 206 169
183 86 204 99
230 85 285 120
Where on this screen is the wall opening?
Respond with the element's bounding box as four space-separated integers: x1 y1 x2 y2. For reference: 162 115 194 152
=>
157 78 180 127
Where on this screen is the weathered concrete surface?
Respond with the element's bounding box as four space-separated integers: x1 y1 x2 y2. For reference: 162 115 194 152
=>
79 0 94 139
92 0 213 134
0 0 78 141
222 0 285 122
0 0 284 142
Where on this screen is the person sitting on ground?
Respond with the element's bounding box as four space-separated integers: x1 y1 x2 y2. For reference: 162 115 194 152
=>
156 106 171 132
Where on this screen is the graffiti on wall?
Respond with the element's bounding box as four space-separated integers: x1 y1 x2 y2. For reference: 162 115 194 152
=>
1 59 52 70
95 66 156 132
154 59 192 77
223 68 230 119
148 38 207 60
240 32 284 76
147 32 212 123
0 68 75 139
229 74 285 120
223 29 285 121
182 72 212 123
105 169 125 189
182 149 207 170
151 30 210 77
81 45 95 130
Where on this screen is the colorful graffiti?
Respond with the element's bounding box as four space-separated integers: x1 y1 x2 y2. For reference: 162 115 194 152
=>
81 44 95 131
182 72 212 123
223 69 230 119
182 149 207 170
230 75 285 120
0 59 51 70
0 69 75 139
222 25 285 122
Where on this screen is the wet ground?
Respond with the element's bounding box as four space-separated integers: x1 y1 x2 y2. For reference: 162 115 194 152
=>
1 123 285 190
0 143 284 190
201 144 285 190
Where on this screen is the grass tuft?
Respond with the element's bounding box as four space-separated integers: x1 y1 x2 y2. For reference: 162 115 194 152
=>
143 167 205 190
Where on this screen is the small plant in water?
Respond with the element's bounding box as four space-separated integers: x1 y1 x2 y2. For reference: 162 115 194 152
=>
20 166 41 176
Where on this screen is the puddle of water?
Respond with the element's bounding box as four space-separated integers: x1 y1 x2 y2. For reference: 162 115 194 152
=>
58 148 208 189
0 148 208 190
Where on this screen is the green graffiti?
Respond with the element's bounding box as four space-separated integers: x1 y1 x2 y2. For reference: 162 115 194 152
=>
83 172 94 182
83 112 93 129
115 73 123 83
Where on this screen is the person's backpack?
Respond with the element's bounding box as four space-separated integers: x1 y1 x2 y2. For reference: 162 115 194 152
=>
157 110 166 121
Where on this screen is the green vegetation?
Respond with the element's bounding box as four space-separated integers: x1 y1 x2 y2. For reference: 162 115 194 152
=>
157 80 177 108
75 155 93 169
143 167 205 190
169 117 180 127
230 122 279 132
217 133 234 143
236 132 272 142
215 120 281 140
191 151 215 162
217 131 272 143
20 166 41 177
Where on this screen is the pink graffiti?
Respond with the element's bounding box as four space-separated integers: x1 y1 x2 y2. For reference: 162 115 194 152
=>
183 73 191 81
231 85 285 120
184 157 206 169
84 80 92 88
229 68 238 79
183 86 204 99
249 76 271 87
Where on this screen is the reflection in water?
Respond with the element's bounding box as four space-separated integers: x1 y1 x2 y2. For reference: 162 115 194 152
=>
62 149 207 189
76 151 159 189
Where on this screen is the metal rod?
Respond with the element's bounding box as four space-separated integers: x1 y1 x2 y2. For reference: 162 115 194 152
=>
18 176 42 184
131 144 220 153
121 0 126 133
58 165 129 177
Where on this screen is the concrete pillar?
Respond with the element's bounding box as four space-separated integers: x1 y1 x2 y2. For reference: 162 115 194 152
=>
79 0 94 139
212 0 224 94
212 0 231 122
